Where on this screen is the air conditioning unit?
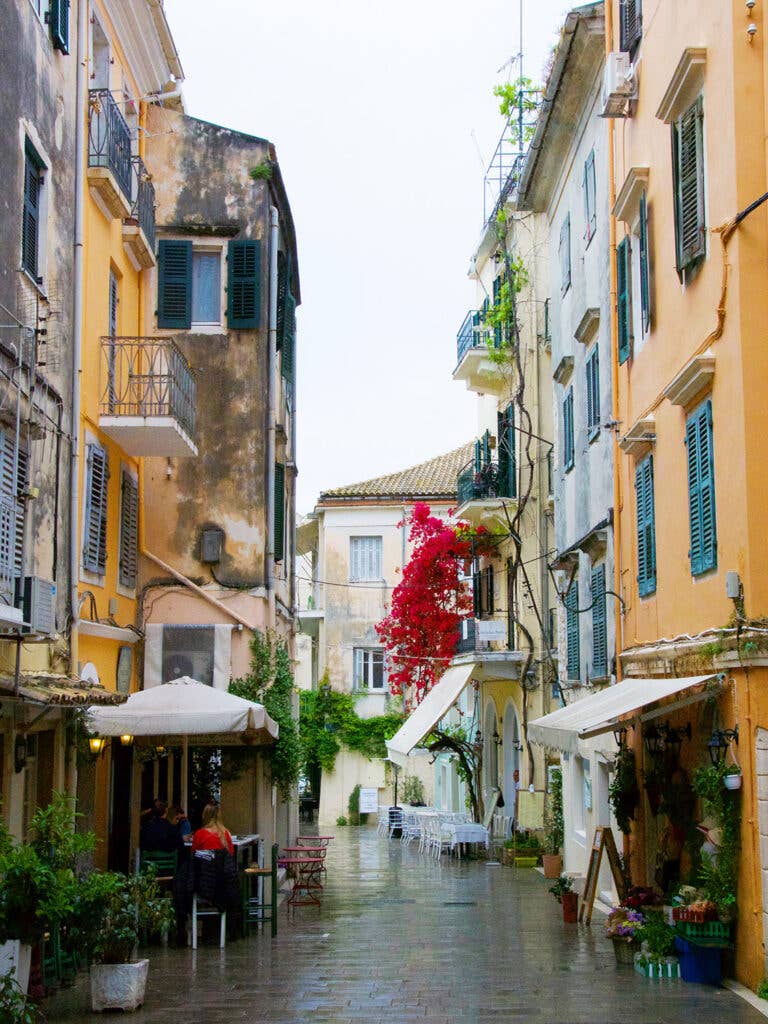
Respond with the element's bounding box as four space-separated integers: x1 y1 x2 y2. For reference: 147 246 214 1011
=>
17 576 56 635
601 52 635 118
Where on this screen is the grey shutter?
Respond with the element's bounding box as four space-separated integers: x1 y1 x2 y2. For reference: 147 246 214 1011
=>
22 146 42 280
119 471 139 589
673 98 706 272
83 444 109 574
274 461 285 562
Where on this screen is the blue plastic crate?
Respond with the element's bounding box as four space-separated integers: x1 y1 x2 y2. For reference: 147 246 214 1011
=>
674 936 722 985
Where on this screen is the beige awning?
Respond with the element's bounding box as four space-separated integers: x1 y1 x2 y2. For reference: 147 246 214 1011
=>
386 663 476 766
528 674 720 754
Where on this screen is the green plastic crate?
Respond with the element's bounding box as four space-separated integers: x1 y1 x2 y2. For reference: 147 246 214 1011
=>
633 955 681 980
514 856 538 868
676 920 730 943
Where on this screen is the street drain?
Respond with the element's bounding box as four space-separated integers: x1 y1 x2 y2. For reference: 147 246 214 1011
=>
442 900 477 906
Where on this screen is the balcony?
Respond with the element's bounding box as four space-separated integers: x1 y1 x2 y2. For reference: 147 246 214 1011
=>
453 310 506 395
122 156 156 269
455 456 517 527
99 337 197 457
454 618 524 680
87 89 132 218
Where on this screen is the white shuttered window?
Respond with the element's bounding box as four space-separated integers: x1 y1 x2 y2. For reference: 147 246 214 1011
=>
349 536 382 582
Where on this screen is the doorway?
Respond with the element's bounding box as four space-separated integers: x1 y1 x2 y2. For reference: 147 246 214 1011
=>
108 739 133 873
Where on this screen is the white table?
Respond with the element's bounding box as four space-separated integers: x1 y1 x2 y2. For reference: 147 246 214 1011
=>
443 822 489 854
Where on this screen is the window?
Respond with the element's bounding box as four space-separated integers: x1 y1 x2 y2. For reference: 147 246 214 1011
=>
559 215 571 295
565 583 579 680
686 399 717 576
583 150 596 244
672 97 706 275
473 565 494 619
227 239 261 329
591 564 607 677
619 0 642 56
497 404 516 498
191 251 221 325
162 626 215 685
562 387 574 471
350 536 382 582
83 442 109 575
586 346 600 439
616 237 632 365
353 648 385 691
635 454 656 597
119 470 138 590
22 142 45 282
48 0 69 53
274 462 285 563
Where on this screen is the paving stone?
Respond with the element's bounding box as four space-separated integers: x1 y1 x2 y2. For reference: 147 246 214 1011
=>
45 827 767 1023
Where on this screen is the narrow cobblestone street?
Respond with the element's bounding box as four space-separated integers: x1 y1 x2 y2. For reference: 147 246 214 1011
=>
46 827 766 1024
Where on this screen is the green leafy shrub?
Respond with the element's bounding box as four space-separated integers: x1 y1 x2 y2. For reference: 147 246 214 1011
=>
609 747 640 835
73 869 173 964
544 767 563 854
336 816 348 827
402 775 425 806
548 875 574 904
0 969 41 1024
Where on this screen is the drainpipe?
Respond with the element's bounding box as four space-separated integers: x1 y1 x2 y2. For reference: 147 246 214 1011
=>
266 206 279 631
69 0 88 679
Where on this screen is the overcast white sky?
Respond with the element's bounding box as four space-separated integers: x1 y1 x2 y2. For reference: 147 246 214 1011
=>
164 0 572 514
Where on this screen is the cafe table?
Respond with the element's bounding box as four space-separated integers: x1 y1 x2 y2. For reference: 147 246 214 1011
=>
277 850 325 908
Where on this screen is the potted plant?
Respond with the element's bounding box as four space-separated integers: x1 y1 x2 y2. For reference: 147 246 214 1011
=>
548 875 578 923
74 870 173 1012
504 830 540 867
0 968 42 1023
542 767 564 878
634 909 679 979
723 764 742 791
605 906 644 965
609 746 640 835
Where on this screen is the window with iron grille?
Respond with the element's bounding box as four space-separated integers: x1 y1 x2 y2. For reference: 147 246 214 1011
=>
22 142 44 282
119 470 138 590
586 346 600 439
672 97 706 275
83 442 109 575
353 648 385 691
350 536 382 582
619 0 642 57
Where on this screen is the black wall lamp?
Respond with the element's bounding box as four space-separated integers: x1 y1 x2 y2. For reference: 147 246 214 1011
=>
707 726 739 766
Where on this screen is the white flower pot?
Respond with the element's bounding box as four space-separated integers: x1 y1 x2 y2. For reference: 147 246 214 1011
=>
91 959 149 1012
724 774 742 791
0 940 32 994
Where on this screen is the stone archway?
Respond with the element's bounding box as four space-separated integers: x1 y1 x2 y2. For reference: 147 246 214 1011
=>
483 701 499 800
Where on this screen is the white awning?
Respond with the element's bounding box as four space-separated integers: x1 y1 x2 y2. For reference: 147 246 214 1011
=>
87 676 279 746
528 674 719 754
386 663 476 766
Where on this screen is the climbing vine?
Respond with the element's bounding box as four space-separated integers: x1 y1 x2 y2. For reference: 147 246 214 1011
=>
229 630 302 801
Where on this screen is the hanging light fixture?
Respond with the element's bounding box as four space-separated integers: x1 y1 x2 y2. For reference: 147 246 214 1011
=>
119 734 134 747
612 727 628 750
643 723 663 758
493 727 501 748
88 736 106 756
707 726 739 766
663 723 691 761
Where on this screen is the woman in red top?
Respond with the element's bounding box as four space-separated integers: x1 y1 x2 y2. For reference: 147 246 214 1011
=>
191 803 234 856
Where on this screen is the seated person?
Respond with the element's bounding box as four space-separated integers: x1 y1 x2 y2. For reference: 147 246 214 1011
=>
192 802 234 856
168 804 193 839
140 799 179 853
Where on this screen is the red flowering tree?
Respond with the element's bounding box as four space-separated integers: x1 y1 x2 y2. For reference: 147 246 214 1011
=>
375 503 474 709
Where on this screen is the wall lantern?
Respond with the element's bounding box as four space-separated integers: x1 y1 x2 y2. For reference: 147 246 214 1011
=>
88 736 106 756
612 727 628 750
707 726 739 766
119 734 134 747
643 723 663 758
14 733 27 774
155 745 166 757
663 723 692 761
492 727 501 748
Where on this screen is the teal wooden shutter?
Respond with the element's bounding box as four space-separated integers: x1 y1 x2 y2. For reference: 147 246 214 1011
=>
635 454 656 596
497 404 516 498
591 564 607 677
616 237 631 364
586 346 600 433
639 192 651 333
563 388 574 471
474 440 482 475
281 292 296 383
274 461 285 562
227 239 261 329
560 215 571 294
157 240 192 329
276 252 288 350
49 0 70 53
473 570 482 618
672 98 706 273
686 399 717 575
119 471 139 589
565 584 580 680
22 145 42 280
482 430 491 467
83 443 109 574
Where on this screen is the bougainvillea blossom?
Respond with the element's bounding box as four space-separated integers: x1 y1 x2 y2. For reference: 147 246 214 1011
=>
375 503 490 709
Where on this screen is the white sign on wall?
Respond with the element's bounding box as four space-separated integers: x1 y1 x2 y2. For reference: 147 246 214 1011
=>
476 620 507 642
359 787 379 814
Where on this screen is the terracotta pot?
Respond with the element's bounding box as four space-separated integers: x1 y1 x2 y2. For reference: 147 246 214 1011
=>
562 891 578 923
542 854 563 879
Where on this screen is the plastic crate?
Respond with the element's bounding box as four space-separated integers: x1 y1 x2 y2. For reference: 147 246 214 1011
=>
674 937 722 985
633 954 680 980
514 856 538 868
676 920 730 943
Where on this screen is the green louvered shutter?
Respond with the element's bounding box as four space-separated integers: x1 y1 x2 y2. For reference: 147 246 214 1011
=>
281 292 296 383
563 388 574 471
584 150 596 242
49 0 70 53
497 404 516 498
686 400 716 576
227 239 261 329
472 570 482 618
617 237 631 364
276 252 288 350
635 454 656 596
482 430 491 467
591 564 607 677
565 584 580 680
22 145 43 281
274 461 285 562
83 443 109 574
672 98 706 273
157 240 192 329
586 346 600 433
474 440 482 475
119 471 139 589
639 192 651 333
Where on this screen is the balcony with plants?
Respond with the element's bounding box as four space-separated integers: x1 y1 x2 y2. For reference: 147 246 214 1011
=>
99 336 197 457
455 440 517 527
452 309 508 396
87 89 133 219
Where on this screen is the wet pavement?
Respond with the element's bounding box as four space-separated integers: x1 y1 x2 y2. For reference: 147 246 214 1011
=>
46 826 766 1023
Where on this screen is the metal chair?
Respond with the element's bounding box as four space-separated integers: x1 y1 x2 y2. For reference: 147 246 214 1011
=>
244 842 278 938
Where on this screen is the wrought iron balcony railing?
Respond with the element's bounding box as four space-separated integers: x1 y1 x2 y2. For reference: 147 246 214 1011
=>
456 310 485 366
100 337 196 441
88 89 132 203
456 456 516 505
456 617 476 654
130 155 155 252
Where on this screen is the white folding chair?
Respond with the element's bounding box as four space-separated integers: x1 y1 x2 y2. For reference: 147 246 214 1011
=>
191 894 226 949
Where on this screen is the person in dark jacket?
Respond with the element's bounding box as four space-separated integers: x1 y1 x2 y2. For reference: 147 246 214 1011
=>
140 800 179 853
